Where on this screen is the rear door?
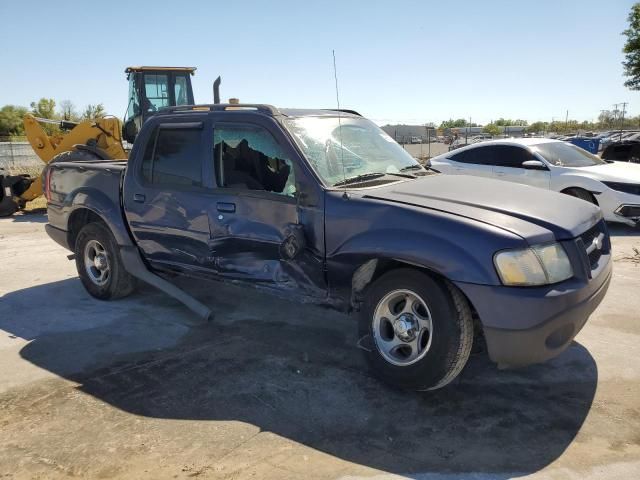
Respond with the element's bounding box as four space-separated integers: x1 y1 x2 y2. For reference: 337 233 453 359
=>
491 145 550 189
124 117 213 270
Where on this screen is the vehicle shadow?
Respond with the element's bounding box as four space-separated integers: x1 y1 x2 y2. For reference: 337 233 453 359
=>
607 221 639 237
10 211 47 223
1 277 598 477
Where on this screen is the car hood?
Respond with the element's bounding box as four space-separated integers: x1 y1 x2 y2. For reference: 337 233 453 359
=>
563 162 640 183
363 175 602 243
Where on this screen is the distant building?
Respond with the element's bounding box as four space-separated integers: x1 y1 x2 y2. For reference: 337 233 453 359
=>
445 126 527 138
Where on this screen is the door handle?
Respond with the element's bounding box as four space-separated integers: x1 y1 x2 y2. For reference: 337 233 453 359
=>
133 193 146 203
217 202 236 213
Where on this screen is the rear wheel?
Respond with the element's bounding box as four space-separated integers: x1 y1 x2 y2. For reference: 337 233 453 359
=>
75 222 136 300
359 269 473 391
563 187 597 205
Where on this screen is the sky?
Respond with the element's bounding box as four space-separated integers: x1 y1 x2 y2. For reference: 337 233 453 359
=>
0 0 637 126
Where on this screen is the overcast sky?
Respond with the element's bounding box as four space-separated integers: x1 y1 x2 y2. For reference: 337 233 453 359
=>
1 0 636 125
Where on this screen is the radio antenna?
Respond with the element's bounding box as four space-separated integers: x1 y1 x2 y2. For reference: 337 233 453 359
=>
332 50 347 188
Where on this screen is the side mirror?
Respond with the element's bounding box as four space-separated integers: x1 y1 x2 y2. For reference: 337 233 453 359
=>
522 159 548 171
122 119 138 144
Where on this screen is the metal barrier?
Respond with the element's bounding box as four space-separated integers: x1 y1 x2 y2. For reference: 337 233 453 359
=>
0 142 42 171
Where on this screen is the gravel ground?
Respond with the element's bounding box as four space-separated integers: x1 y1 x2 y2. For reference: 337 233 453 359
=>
0 214 639 479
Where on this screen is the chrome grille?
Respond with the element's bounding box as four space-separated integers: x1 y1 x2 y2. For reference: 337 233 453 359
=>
579 221 608 270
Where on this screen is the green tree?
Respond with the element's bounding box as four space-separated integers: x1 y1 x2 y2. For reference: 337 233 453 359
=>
527 121 548 134
439 118 468 129
598 110 614 128
483 123 501 136
30 98 56 119
81 103 106 120
623 2 640 90
0 105 28 137
30 98 59 135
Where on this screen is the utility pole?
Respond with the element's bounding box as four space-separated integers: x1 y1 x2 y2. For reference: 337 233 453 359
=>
613 104 621 140
619 102 628 140
565 110 569 131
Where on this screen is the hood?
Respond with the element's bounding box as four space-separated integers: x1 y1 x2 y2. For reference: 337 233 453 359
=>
564 161 640 183
362 175 602 243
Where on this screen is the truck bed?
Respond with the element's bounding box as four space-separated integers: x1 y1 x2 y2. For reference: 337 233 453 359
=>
46 160 128 233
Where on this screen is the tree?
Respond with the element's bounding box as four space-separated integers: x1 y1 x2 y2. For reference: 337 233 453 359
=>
29 98 59 135
483 123 501 137
59 100 78 122
439 118 467 129
527 121 548 134
598 110 614 128
0 105 28 137
81 103 106 120
623 2 640 90
30 98 56 119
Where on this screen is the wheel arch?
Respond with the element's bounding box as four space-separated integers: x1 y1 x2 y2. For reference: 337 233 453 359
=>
66 207 106 251
560 186 599 206
65 200 134 252
349 257 482 333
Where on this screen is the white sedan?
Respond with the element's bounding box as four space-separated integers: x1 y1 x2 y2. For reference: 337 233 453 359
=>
430 138 640 226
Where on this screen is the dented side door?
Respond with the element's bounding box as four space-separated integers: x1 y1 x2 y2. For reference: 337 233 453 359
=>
205 114 327 297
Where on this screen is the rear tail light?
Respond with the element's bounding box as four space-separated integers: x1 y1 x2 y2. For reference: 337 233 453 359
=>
44 168 52 201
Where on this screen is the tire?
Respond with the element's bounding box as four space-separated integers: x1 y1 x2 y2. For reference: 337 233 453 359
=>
563 187 596 205
74 222 136 300
359 268 473 391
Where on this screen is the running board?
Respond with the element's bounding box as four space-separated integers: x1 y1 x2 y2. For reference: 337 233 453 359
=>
119 246 213 322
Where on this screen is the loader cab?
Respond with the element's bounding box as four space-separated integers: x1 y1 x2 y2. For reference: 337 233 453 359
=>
122 66 196 144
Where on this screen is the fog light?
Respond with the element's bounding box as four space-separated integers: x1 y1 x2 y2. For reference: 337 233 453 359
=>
615 205 640 218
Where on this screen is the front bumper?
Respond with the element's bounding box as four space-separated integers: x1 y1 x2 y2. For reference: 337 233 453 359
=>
596 189 640 226
455 253 612 368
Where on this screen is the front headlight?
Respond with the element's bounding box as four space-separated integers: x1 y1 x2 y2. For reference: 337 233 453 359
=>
602 181 640 196
494 243 573 286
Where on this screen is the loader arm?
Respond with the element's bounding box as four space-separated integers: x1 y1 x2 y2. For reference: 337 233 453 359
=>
19 114 128 201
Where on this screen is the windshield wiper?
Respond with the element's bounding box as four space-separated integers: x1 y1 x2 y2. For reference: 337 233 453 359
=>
399 164 424 172
333 172 386 186
333 172 417 187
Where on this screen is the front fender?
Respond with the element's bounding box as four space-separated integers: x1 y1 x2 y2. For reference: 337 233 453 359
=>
553 173 605 195
328 227 498 286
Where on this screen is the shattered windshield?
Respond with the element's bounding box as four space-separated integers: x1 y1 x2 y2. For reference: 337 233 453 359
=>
284 116 424 186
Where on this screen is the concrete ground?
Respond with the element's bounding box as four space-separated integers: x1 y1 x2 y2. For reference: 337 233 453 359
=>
0 214 639 480
401 142 449 160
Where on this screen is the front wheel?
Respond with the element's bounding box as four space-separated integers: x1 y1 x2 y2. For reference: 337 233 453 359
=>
359 269 473 391
563 187 597 205
75 222 136 300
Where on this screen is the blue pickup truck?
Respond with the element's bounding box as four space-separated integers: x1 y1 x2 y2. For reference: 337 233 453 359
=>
43 104 612 390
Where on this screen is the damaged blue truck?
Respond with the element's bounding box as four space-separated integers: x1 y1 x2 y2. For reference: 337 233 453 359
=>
43 104 612 390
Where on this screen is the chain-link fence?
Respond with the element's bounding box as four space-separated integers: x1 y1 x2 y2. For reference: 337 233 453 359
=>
0 141 43 173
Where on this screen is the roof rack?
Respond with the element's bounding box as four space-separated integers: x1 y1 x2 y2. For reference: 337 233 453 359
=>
125 66 197 74
323 108 362 117
157 103 280 116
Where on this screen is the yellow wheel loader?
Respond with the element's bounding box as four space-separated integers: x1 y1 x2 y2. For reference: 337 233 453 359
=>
0 66 199 216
